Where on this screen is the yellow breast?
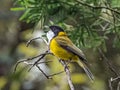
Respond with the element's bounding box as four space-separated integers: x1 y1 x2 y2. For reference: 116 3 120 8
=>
50 39 73 60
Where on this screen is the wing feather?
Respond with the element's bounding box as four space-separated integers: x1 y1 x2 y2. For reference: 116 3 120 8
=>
55 36 87 63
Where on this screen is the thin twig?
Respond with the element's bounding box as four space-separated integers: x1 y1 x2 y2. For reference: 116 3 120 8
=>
14 50 52 72
36 64 52 79
109 79 113 90
98 48 120 90
23 60 65 79
49 71 65 77
14 53 45 73
14 36 50 73
28 51 52 72
111 76 120 82
60 60 75 90
26 37 41 47
75 0 120 14
23 60 52 65
117 81 120 90
22 60 52 79
26 37 48 47
109 76 120 90
98 48 119 76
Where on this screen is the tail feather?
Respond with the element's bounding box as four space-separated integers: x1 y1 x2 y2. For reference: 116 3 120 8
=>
77 60 94 81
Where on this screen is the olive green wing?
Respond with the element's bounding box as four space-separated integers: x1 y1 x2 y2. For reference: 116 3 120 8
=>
55 37 87 63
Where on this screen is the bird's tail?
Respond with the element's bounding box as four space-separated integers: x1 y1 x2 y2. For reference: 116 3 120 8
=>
77 60 94 81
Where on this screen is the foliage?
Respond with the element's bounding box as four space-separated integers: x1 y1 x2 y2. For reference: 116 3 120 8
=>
12 0 120 50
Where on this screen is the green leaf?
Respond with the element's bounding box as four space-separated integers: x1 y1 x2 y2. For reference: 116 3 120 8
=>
112 0 120 7
10 7 25 11
113 36 120 48
19 9 30 21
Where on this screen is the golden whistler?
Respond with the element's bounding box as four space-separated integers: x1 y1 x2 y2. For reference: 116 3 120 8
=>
47 26 94 81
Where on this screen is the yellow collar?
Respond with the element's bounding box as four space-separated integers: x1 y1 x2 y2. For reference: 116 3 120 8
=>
58 32 67 36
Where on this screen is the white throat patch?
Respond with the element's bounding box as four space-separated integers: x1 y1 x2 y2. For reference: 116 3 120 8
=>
46 30 55 44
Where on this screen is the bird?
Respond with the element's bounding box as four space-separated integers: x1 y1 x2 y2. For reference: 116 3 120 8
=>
46 25 94 81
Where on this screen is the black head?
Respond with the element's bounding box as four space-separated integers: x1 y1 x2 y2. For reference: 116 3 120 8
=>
49 25 64 36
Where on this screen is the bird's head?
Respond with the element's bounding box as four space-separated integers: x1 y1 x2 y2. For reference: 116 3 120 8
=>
47 25 66 43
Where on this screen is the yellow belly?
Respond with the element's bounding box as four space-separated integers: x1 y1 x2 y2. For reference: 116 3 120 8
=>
50 39 74 60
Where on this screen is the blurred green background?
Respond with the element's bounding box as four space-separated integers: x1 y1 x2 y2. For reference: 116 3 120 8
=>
0 0 120 90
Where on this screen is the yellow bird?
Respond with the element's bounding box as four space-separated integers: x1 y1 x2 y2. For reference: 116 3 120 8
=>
47 25 94 81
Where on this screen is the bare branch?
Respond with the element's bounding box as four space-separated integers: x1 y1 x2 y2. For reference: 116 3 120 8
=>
36 64 52 79
49 71 64 77
111 76 120 82
117 81 120 90
14 51 64 79
14 50 52 72
26 37 48 47
109 77 120 90
108 79 113 90
23 59 65 79
98 48 119 76
23 60 52 65
98 48 120 90
27 51 51 72
26 37 41 47
14 53 45 73
60 60 75 90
